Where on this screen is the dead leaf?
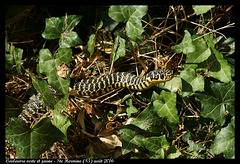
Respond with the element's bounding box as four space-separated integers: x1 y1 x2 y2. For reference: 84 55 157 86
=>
99 134 122 149
106 121 121 129
97 128 114 137
57 62 69 78
84 103 94 116
77 109 85 130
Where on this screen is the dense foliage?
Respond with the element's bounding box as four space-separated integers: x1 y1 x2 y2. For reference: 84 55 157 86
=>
5 5 234 159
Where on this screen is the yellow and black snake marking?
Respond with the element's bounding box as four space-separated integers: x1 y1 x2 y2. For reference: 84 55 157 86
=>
16 68 174 127
17 94 48 128
73 68 174 97
6 68 174 158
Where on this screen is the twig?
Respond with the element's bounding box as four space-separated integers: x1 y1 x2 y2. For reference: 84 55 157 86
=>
189 21 235 41
182 150 205 159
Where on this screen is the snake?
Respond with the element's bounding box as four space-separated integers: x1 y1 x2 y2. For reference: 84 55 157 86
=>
17 68 174 127
6 68 174 158
73 68 174 97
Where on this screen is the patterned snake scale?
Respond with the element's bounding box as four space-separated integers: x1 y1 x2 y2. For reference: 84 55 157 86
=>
73 68 174 97
18 68 174 127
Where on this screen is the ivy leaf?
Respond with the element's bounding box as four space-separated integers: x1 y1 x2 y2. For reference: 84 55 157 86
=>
87 34 96 57
59 31 83 48
53 93 71 137
205 34 232 83
125 99 138 117
108 5 148 41
180 68 205 93
187 140 204 152
171 30 195 54
167 145 181 159
143 135 170 159
130 104 164 134
31 74 70 139
42 15 82 47
153 91 180 124
30 74 61 109
5 117 64 158
88 34 96 56
215 36 235 56
42 17 63 39
119 128 145 155
112 36 126 61
192 5 215 15
125 17 144 42
42 15 82 39
158 75 182 93
212 117 235 158
5 41 24 74
195 81 235 126
87 20 103 57
209 47 232 83
130 92 178 135
185 35 212 63
39 48 72 94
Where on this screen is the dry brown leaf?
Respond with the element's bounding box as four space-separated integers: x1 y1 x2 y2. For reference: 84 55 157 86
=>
99 134 122 149
57 62 69 79
106 121 121 129
97 128 114 137
77 109 85 130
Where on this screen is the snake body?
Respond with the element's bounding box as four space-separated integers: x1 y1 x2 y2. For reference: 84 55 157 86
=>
17 94 48 128
73 68 174 97
7 68 174 158
17 68 173 127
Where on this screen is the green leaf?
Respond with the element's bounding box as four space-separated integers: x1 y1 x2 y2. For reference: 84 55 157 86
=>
185 35 211 63
5 43 24 74
39 48 72 94
151 91 161 102
192 5 215 15
125 17 144 41
5 36 9 51
96 20 103 30
143 135 170 159
30 74 61 109
108 5 148 41
112 36 126 61
182 131 193 142
53 94 71 137
59 31 83 48
130 104 164 134
5 53 14 73
209 48 232 83
126 99 138 117
212 117 235 158
87 20 103 57
187 140 204 152
5 119 32 158
158 75 182 93
205 34 232 83
119 128 145 155
171 30 195 54
42 15 82 39
167 145 181 159
195 81 235 126
180 68 205 93
153 91 179 124
42 17 63 39
87 34 96 57
215 36 235 56
42 15 82 47
5 96 19 124
5 117 64 158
